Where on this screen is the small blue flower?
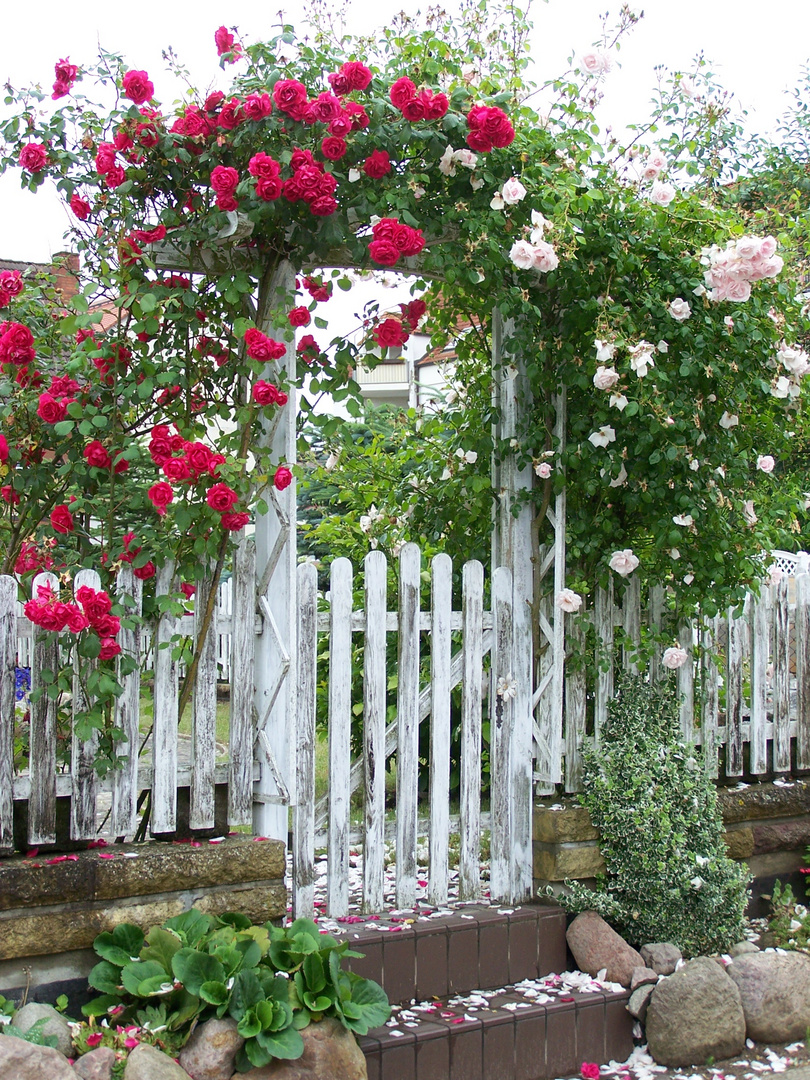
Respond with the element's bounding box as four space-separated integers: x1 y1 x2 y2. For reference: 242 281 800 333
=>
14 667 31 701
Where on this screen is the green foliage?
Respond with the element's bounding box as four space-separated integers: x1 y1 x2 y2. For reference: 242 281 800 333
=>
2 1017 59 1048
559 673 749 955
82 909 389 1071
767 879 810 951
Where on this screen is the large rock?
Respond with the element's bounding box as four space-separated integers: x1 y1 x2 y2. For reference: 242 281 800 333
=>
0 1037 76 1079
726 950 810 1042
566 911 644 987
124 1042 193 1079
645 957 745 1066
237 1017 367 1080
729 941 759 958
180 1017 244 1080
75 1046 117 1080
11 1001 74 1058
627 983 655 1022
630 966 659 990
640 942 682 976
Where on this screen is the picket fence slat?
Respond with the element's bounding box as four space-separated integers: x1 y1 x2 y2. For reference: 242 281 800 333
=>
229 537 256 827
428 554 452 907
623 576 641 674
70 569 100 840
750 588 769 775
797 574 810 770
294 561 318 919
0 576 16 853
396 544 421 909
29 572 60 845
678 619 694 741
489 565 512 902
362 550 387 914
458 559 484 902
726 607 744 777
111 570 142 837
648 586 665 683
594 581 613 744
327 558 352 918
773 578 791 773
564 608 586 794
152 562 179 835
701 617 719 778
190 569 216 831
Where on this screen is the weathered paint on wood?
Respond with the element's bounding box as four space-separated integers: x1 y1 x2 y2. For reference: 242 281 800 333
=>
229 536 256 827
293 561 318 919
428 554 452 907
490 566 513 902
111 571 143 838
70 569 100 840
459 559 484 902
796 574 810 770
29 572 60 845
701 617 719 778
622 576 641 675
726 607 744 777
678 620 694 741
564 605 586 794
0 576 16 852
362 550 387 914
593 581 614 744
772 577 791 773
395 544 421 909
327 558 352 918
151 562 179 835
749 588 769 775
190 568 217 830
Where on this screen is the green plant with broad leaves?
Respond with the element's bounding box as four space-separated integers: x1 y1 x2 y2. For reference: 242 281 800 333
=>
82 908 390 1071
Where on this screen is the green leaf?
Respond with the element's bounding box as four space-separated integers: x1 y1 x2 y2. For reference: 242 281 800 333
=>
236 1007 262 1039
81 994 123 1019
229 970 264 1022
121 960 169 997
88 959 124 995
253 1024 304 1060
53 420 74 437
171 949 226 996
140 292 157 312
137 974 176 997
140 927 182 974
199 980 230 1006
94 924 144 966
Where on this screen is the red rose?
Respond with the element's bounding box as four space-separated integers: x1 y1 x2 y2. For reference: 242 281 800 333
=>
345 102 369 130
425 91 449 119
122 69 154 105
211 165 239 196
290 149 317 170
373 318 409 349
219 100 246 130
50 504 74 534
297 335 321 364
342 61 373 91
119 236 143 266
99 638 121 661
132 225 166 244
52 57 78 99
273 79 308 118
205 91 225 113
288 306 311 328
206 482 239 512
180 583 195 599
244 328 286 361
19 143 48 173
185 442 214 476
0 434 8 462
398 226 426 257
95 143 117 175
310 195 338 217
368 239 401 266
308 91 343 123
1 486 19 505
69 193 91 220
221 511 250 532
214 26 243 61
403 298 427 329
390 77 416 109
105 164 127 189
37 392 67 424
255 177 283 201
148 481 174 515
248 152 281 179
148 429 173 466
401 98 426 122
284 164 325 203
304 277 331 302
84 440 111 469
321 136 347 161
216 194 239 212
76 585 112 620
274 465 293 491
363 150 392 178
466 104 514 151
328 113 353 138
252 380 281 405
133 561 156 581
163 456 190 482
63 605 89 633
243 92 273 120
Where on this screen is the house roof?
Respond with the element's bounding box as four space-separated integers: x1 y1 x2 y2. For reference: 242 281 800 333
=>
0 258 51 273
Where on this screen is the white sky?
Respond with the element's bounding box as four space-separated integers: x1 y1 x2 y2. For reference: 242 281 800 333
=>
0 0 808 263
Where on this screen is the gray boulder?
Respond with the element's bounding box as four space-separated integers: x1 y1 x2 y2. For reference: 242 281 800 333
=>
729 941 759 958
566 911 644 987
179 1017 244 1080
75 1046 116 1080
640 942 682 976
726 950 810 1042
627 983 655 1022
0 1037 76 1079
645 957 745 1066
630 966 659 990
124 1042 193 1079
237 1017 367 1079
11 1001 74 1059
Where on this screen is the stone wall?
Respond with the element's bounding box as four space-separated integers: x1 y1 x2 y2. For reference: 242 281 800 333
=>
0 836 285 1001
534 779 810 913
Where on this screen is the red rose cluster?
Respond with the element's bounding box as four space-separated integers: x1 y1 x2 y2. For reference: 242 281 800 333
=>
244 328 286 362
24 581 121 659
122 70 154 106
389 77 449 122
282 149 338 217
368 217 426 266
14 540 54 576
297 335 322 364
327 61 373 95
0 322 35 372
465 104 515 152
252 380 288 406
211 165 240 211
37 372 82 425
0 271 24 309
52 58 79 100
303 276 332 302
215 26 244 62
372 299 427 350
248 152 282 202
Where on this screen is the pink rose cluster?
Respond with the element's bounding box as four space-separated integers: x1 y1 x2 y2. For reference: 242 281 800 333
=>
701 235 783 303
0 271 24 309
389 77 449 122
24 581 121 659
466 104 515 152
368 217 426 266
509 238 559 274
52 58 79 99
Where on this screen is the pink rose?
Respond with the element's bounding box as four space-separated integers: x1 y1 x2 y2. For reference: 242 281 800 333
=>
608 549 639 577
650 182 676 206
122 70 154 105
593 366 619 391
532 241 559 273
19 143 48 172
756 454 775 474
509 240 535 270
662 646 688 670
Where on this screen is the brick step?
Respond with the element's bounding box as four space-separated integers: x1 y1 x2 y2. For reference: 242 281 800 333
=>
359 987 634 1080
343 905 569 1003
335 904 634 1080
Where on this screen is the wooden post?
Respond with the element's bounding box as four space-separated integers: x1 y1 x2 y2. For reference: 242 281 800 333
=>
0 576 16 853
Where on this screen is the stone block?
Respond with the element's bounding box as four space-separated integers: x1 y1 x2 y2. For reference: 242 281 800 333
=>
752 818 810 855
723 827 754 860
533 842 605 881
533 804 600 843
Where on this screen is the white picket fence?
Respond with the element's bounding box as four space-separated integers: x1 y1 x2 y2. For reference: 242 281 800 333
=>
2 541 259 853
